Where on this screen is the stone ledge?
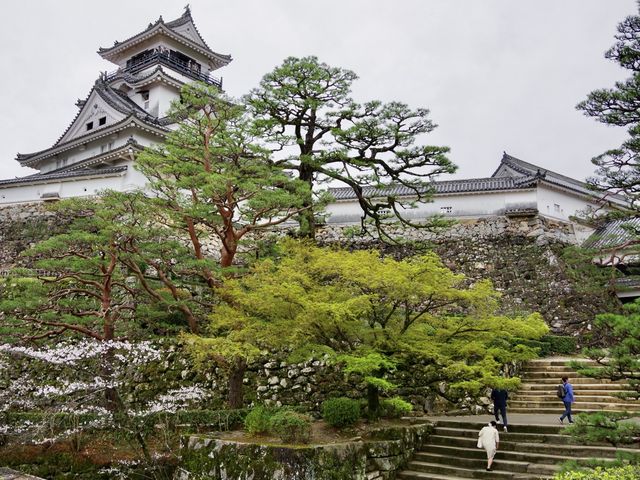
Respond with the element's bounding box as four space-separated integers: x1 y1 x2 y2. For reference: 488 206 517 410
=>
178 422 433 480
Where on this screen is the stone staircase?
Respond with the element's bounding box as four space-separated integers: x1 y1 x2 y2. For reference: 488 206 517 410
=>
510 358 640 414
396 357 640 479
397 418 636 480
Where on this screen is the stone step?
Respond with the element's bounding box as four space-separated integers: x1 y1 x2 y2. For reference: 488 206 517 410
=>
512 394 638 404
434 419 562 435
405 460 533 479
428 434 631 458
509 400 639 409
433 427 572 445
520 371 589 379
517 377 625 385
524 360 597 367
397 471 482 480
518 383 630 391
509 407 635 414
419 444 618 466
414 451 535 473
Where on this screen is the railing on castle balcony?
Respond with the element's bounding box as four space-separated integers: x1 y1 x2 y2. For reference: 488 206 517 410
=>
106 52 222 88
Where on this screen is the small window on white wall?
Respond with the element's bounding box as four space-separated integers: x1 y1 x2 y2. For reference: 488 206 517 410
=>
440 206 452 214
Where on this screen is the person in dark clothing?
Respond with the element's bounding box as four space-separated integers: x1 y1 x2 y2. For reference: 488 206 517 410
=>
559 376 575 424
491 388 509 432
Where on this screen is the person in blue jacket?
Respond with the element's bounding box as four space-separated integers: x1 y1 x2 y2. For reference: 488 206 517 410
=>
559 376 574 424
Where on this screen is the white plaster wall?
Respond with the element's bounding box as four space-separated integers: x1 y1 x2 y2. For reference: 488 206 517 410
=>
152 83 180 117
0 167 147 205
325 189 538 224
536 184 599 222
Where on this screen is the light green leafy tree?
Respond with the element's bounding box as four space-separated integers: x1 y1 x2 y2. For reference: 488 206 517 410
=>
245 56 456 239
185 240 547 412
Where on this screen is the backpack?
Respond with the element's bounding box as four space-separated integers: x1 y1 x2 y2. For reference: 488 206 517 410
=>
557 384 566 399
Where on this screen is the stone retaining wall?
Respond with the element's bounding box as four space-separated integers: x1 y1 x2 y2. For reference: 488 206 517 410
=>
177 422 432 480
0 203 620 336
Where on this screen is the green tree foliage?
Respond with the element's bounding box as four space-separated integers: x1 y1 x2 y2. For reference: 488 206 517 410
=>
554 465 640 480
577 7 640 209
186 240 547 412
570 300 640 448
246 56 456 239
0 197 141 344
136 82 309 269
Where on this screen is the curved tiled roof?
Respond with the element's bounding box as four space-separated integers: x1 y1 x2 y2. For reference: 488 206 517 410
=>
328 176 538 200
98 8 231 66
494 152 628 207
29 75 162 151
0 166 128 187
583 217 640 250
17 114 168 167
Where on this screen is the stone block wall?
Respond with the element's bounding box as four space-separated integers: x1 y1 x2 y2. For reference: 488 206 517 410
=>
0 202 620 336
178 422 432 480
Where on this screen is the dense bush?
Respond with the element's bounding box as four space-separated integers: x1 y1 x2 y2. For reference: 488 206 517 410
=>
520 335 578 357
543 335 577 355
269 410 312 444
380 397 413 418
554 465 640 480
244 406 274 435
322 397 361 428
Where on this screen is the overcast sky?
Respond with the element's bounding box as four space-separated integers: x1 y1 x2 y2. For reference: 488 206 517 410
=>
0 0 636 183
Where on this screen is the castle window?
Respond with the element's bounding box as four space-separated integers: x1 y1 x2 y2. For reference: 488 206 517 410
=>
86 121 93 131
98 116 106 126
440 206 453 214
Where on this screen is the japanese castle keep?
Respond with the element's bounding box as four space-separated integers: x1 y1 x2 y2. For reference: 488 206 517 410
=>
0 7 627 246
0 7 231 204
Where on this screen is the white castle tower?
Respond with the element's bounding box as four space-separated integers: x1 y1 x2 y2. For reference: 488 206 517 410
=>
0 7 230 204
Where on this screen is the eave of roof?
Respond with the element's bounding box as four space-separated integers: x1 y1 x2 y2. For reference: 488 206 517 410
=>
495 152 629 207
97 11 231 67
583 217 640 250
17 115 168 167
328 176 538 201
107 65 184 90
0 166 128 188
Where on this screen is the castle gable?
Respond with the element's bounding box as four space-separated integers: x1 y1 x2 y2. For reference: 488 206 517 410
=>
56 88 127 146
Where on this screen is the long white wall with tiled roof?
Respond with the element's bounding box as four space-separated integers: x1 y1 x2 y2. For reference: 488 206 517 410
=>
0 167 147 205
325 189 538 224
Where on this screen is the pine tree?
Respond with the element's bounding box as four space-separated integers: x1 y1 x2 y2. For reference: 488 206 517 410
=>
246 56 456 239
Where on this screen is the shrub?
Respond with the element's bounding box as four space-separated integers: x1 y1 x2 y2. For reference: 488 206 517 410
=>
322 397 361 428
244 406 274 435
554 465 640 480
380 397 413 418
269 410 312 444
543 335 577 355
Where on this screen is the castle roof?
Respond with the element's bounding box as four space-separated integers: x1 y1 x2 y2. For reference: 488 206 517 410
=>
0 165 128 188
583 216 640 250
328 152 629 207
16 77 169 168
98 7 231 68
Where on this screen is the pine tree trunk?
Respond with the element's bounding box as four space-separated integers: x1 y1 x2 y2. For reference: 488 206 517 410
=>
367 384 380 417
298 164 316 239
228 359 247 408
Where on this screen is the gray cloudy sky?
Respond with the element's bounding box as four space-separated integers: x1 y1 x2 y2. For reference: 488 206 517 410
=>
0 0 636 182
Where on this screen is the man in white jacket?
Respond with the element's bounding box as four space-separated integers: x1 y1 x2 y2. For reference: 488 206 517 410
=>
477 420 500 471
